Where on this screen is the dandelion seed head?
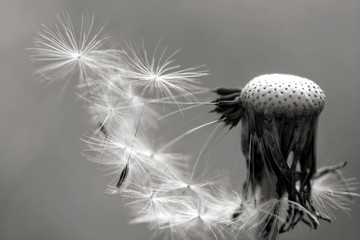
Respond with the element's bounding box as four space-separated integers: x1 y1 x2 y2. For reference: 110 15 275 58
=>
241 74 326 117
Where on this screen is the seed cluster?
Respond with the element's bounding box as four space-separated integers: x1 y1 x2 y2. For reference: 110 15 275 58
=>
240 74 326 117
32 12 357 239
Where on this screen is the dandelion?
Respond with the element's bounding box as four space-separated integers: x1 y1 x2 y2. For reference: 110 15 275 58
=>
30 13 359 240
214 75 325 192
213 74 328 237
214 74 358 239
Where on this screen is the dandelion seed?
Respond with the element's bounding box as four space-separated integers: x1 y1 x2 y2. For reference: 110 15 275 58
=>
122 181 192 225
116 163 129 188
235 196 318 240
202 185 242 222
121 40 208 106
29 12 121 87
152 170 212 197
162 198 231 240
83 127 151 172
139 149 190 176
312 166 360 220
84 82 156 133
98 122 109 137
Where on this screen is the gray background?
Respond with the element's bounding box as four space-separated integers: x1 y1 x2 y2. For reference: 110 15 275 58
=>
1 0 359 239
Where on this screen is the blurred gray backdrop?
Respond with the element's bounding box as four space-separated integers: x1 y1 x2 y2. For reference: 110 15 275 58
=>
1 0 359 239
